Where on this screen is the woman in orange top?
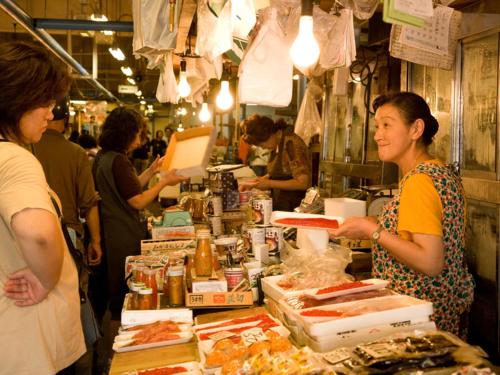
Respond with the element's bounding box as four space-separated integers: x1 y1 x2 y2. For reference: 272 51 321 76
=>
331 92 474 336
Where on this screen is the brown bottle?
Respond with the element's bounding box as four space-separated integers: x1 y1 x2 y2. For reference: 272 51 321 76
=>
195 229 212 277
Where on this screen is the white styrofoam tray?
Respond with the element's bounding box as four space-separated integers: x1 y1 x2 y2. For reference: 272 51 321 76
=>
113 330 193 353
307 320 437 353
121 294 193 326
261 275 313 303
304 279 389 300
270 211 344 230
297 295 433 337
123 361 202 375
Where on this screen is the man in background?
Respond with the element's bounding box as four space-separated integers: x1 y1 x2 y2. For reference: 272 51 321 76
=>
32 98 102 375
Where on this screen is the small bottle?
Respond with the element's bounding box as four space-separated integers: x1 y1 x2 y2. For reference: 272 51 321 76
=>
168 266 185 307
195 229 213 277
138 287 153 310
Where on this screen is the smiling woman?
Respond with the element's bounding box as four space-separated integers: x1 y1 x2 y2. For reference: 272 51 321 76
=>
0 41 86 374
330 92 474 337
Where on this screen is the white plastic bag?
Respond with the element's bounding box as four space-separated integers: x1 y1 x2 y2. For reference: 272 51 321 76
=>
294 81 323 145
132 0 180 57
196 0 233 61
232 0 257 39
319 8 356 69
156 53 178 104
186 57 220 105
238 7 293 107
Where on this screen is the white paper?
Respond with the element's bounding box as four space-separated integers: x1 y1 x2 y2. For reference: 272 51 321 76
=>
394 0 434 19
169 136 211 170
400 6 454 56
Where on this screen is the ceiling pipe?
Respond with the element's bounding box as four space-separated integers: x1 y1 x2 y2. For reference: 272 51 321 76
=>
0 0 119 101
33 18 133 32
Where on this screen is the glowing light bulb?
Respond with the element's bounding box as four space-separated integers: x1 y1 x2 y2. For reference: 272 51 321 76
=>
177 60 191 98
177 123 184 132
198 102 211 122
290 16 320 69
216 81 233 111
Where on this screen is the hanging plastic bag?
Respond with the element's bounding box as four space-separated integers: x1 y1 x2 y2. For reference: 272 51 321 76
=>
238 7 293 107
294 80 323 145
196 0 233 61
156 53 178 104
132 0 181 57
232 0 257 39
320 8 356 69
186 57 220 105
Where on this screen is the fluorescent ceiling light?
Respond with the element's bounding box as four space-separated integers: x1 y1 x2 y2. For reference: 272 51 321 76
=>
109 47 125 61
70 100 87 105
80 31 90 37
121 66 133 76
140 100 146 105
293 74 300 80
127 77 136 85
102 30 114 36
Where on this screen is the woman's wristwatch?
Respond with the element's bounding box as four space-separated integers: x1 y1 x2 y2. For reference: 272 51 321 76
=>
371 226 384 242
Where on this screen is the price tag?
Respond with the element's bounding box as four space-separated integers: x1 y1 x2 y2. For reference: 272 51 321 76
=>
323 348 352 364
208 330 236 342
240 327 268 347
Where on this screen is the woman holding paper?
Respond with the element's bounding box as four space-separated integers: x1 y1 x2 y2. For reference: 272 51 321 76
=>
240 115 312 211
93 107 186 321
330 92 474 337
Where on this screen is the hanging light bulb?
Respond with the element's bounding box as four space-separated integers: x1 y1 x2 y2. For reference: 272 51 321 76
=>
177 60 191 98
198 102 211 122
290 0 320 69
177 123 184 132
216 80 233 111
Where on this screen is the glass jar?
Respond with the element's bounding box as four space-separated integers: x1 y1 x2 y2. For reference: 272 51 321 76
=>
138 287 153 310
142 268 158 308
168 266 184 307
195 229 212 277
129 282 143 310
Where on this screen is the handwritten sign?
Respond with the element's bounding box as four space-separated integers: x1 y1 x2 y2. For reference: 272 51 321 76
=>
208 330 236 342
240 327 268 347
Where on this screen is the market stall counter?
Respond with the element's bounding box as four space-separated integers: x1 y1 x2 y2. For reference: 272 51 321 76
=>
108 307 267 374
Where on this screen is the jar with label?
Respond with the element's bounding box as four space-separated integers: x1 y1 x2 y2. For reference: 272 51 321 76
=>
195 229 212 277
142 268 158 308
168 266 184 307
129 282 143 310
138 288 154 310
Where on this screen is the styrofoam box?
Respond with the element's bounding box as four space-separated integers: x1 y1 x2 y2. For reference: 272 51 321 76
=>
261 275 312 303
324 198 366 218
121 294 193 326
298 295 433 337
305 320 437 352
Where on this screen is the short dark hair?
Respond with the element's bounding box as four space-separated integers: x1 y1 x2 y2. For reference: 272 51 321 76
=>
99 107 144 152
78 133 97 149
240 114 288 146
373 92 439 146
0 41 71 144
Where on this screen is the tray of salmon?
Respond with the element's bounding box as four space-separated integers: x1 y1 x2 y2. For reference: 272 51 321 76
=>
270 211 344 230
303 279 389 300
113 320 193 353
122 361 201 374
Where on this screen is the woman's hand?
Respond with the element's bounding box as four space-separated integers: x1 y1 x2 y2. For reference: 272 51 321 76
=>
87 240 102 266
4 267 49 307
160 169 189 186
148 155 165 175
254 175 273 190
329 217 379 240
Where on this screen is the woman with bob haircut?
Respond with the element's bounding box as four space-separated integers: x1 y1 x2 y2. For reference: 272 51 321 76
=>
0 41 86 373
93 107 186 322
330 92 474 337
240 114 312 211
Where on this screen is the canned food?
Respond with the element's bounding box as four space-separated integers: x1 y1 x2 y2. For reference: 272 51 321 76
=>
244 225 265 253
251 195 273 226
208 215 222 236
208 196 223 216
265 226 283 253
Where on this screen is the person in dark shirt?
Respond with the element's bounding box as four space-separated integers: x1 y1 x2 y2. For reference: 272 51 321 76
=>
150 130 167 158
132 136 150 173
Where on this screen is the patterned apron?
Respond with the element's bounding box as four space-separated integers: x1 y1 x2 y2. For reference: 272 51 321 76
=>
372 162 474 335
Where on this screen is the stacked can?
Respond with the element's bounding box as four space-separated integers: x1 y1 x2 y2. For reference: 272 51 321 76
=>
243 224 266 255
265 226 283 254
251 194 272 226
220 172 239 210
207 196 223 236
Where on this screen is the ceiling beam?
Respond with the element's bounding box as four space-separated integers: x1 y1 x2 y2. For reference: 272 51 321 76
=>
33 18 133 32
175 0 197 53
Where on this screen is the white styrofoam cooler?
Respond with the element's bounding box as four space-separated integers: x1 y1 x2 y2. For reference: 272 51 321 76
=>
305 320 437 352
297 295 433 338
324 198 366 218
261 275 312 303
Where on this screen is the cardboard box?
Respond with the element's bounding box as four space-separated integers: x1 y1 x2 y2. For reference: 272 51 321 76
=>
161 126 217 178
151 225 195 240
185 290 253 308
192 269 228 293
